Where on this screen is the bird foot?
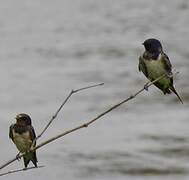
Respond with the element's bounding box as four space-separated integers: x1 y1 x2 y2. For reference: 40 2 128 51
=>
144 83 149 91
16 152 21 161
166 72 173 78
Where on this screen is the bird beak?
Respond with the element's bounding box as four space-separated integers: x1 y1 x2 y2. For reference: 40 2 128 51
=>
142 43 144 45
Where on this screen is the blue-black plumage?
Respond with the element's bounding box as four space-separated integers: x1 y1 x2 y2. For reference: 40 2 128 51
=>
139 38 183 103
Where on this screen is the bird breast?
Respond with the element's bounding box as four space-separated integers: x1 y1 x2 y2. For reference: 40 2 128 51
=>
12 130 32 153
145 59 166 78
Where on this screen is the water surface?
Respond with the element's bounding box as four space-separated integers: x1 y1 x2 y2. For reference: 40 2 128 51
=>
0 0 189 180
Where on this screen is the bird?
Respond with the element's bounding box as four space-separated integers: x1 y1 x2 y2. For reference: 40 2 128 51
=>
9 113 38 168
138 38 183 103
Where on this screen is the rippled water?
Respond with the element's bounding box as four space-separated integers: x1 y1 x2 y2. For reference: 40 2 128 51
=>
0 0 189 180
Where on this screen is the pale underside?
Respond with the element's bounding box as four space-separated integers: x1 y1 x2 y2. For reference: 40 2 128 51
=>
12 130 32 153
143 58 171 89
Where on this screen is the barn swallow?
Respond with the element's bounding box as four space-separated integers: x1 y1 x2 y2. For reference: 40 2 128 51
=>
139 38 183 103
9 113 38 168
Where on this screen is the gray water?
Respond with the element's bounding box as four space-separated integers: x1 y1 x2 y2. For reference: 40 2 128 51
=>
0 0 189 179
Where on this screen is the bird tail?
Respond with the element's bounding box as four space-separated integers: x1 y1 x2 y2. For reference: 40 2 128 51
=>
23 151 38 168
31 151 38 167
170 86 183 104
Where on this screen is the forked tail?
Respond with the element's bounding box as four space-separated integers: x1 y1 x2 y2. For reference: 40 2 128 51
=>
170 86 183 104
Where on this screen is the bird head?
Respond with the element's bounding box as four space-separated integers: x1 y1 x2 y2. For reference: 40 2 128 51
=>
142 38 163 54
15 113 32 126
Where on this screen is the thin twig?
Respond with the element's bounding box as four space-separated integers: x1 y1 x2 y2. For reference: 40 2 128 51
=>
0 166 45 177
33 74 168 149
0 83 104 172
35 82 104 141
0 74 167 171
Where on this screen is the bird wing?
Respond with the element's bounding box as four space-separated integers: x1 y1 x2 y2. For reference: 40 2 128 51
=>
9 124 14 142
28 126 37 146
138 56 148 78
23 126 38 167
161 53 172 74
161 53 173 85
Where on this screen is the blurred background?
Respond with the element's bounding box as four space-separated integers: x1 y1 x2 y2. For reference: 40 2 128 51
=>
0 0 189 179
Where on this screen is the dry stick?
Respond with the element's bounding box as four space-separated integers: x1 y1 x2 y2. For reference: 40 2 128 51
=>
0 166 44 177
0 74 167 171
0 83 104 172
35 82 104 141
34 74 168 149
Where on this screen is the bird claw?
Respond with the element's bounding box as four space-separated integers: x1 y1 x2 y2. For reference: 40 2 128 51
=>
144 84 149 91
166 72 172 78
16 152 21 161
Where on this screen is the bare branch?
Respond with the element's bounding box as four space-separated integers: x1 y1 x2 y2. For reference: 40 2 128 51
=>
35 82 104 141
0 83 104 172
0 166 44 177
33 74 168 150
0 74 168 171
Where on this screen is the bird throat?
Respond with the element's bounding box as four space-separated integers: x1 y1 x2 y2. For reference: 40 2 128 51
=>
143 51 160 60
14 124 28 134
